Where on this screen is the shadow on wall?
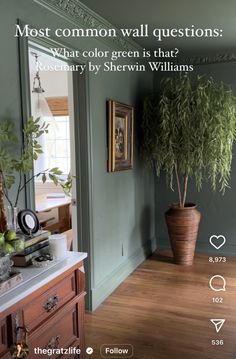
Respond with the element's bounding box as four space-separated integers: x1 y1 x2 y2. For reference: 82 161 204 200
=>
140 205 153 254
155 151 236 256
123 83 157 260
129 204 155 258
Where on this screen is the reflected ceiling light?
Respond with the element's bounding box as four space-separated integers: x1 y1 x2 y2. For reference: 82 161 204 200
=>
31 51 53 119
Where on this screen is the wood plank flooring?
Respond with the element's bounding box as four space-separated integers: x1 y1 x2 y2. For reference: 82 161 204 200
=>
85 251 236 359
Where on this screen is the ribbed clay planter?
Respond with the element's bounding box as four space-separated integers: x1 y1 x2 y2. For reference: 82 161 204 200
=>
165 203 201 265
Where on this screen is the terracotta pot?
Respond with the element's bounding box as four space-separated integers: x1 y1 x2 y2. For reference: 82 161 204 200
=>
165 203 201 265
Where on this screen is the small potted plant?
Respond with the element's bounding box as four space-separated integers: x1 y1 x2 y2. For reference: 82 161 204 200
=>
141 75 236 265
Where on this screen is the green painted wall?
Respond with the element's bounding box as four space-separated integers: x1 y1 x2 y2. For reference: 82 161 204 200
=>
153 63 236 256
0 0 155 309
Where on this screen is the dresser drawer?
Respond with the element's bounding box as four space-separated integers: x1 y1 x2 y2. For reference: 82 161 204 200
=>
0 318 8 355
27 298 83 359
0 353 11 359
23 271 76 331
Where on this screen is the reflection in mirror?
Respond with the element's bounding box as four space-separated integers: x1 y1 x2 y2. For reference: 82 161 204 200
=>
28 43 73 246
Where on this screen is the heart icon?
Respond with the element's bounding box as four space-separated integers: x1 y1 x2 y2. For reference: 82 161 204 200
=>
209 235 226 250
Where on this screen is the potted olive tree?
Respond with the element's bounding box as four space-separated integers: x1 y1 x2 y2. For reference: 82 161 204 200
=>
142 75 236 265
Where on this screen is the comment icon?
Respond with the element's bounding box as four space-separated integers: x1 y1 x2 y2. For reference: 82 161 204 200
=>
209 275 226 292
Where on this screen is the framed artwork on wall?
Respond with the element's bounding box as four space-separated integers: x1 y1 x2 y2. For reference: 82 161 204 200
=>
107 100 134 172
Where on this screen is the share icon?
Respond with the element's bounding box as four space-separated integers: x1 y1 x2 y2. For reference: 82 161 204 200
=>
210 319 225 333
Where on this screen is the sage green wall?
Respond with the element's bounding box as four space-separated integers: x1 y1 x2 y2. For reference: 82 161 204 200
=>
0 0 155 309
153 63 236 255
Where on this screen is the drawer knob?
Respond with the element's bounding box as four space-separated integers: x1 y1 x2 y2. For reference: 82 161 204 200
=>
45 335 60 350
43 294 59 312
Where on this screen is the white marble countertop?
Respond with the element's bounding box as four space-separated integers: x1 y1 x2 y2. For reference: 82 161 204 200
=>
0 251 87 313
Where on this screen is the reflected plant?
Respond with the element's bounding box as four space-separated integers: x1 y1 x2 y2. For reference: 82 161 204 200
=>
0 117 72 231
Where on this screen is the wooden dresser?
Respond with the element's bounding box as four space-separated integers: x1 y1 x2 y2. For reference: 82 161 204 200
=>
0 252 87 359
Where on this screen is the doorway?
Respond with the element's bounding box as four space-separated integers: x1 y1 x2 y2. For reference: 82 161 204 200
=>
28 44 75 250
18 31 93 309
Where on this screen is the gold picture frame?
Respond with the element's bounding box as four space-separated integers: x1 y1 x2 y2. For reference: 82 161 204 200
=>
107 100 134 172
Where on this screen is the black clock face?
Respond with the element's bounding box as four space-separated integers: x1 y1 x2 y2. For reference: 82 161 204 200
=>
17 209 40 235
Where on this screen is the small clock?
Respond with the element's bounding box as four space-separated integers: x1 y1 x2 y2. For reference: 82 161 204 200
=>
17 209 40 235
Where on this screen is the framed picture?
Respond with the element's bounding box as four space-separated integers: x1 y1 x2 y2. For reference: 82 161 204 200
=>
107 100 134 172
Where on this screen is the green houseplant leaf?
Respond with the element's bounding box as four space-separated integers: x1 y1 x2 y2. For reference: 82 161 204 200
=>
0 117 73 209
141 75 236 207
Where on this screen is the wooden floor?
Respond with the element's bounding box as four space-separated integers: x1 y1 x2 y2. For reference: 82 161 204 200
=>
85 251 236 359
